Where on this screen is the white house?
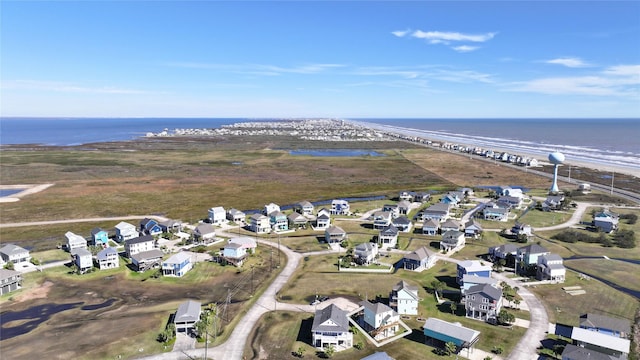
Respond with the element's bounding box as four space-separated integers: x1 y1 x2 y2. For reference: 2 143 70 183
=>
378 225 399 249
249 213 271 234
311 304 353 352
360 300 400 340
389 281 419 315
65 231 87 252
331 199 350 215
0 244 31 264
373 211 392 230
354 242 378 265
440 230 465 252
115 221 138 242
71 248 93 274
193 223 216 243
125 235 155 257
402 246 437 271
207 206 227 225
226 208 246 223
293 201 315 216
96 247 119 270
536 254 566 282
263 203 280 215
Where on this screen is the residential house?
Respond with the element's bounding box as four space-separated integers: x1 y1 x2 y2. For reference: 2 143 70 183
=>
594 210 619 233
440 193 460 207
489 243 519 267
249 213 271 234
293 201 315 216
517 244 550 267
0 269 22 295
568 326 630 359
269 211 289 232
331 199 350 215
423 318 480 357
227 208 246 223
360 300 400 340
115 221 138 242
561 343 624 360
325 226 346 244
0 244 31 264
464 220 483 238
382 204 400 218
441 219 461 233
536 254 566 282
354 242 379 265
398 191 414 201
459 187 475 197
228 237 257 252
422 219 440 236
440 230 465 252
287 212 308 229
90 228 109 246
124 235 155 258
372 211 392 230
131 249 164 272
139 218 163 236
389 280 419 315
421 203 451 223
71 248 93 274
402 246 437 271
498 195 522 209
378 225 399 249
96 247 119 270
193 223 216 243
464 283 503 323
512 223 532 237
174 300 201 333
457 260 492 285
413 192 431 202
160 219 182 233
315 211 331 230
162 252 193 277
499 186 523 198
311 304 353 352
391 216 412 233
208 206 227 225
397 201 411 216
482 203 510 222
263 203 280 215
461 274 498 295
578 183 592 194
543 195 565 211
579 313 631 339
222 242 248 267
66 231 87 252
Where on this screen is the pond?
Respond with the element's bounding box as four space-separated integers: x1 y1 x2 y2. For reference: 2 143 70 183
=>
289 149 385 157
0 189 25 197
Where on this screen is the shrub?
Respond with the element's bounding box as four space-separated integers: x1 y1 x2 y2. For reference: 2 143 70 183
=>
614 230 636 248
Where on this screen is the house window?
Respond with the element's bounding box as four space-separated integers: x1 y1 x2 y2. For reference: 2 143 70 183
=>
482 298 489 303
471 295 475 300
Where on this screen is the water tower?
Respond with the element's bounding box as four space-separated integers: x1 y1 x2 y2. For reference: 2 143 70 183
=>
548 151 565 193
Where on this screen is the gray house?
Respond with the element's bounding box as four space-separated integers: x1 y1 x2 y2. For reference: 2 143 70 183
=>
312 304 353 352
0 269 22 295
174 300 201 333
464 283 503 323
354 242 378 265
0 244 31 264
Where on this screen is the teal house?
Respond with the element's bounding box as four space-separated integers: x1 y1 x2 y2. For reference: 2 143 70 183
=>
91 228 109 246
423 318 480 356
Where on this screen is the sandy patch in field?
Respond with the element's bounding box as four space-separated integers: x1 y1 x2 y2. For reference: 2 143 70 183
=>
0 183 54 203
14 281 54 302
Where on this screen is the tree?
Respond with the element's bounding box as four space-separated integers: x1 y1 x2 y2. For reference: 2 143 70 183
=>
492 346 504 354
513 298 521 310
4 262 14 270
444 341 457 356
430 280 445 297
498 310 515 325
294 346 306 358
324 344 335 358
449 301 457 314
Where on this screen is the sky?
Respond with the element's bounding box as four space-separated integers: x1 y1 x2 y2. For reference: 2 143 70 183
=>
1 1 639 118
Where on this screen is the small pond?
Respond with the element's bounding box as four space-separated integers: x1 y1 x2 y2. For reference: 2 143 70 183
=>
289 149 385 157
0 189 25 197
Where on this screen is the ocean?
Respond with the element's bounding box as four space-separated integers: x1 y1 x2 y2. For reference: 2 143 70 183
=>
1 117 638 174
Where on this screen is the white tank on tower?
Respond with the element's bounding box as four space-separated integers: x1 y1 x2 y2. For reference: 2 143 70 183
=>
549 151 565 193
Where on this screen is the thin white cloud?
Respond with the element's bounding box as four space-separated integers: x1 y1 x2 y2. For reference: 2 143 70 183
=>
391 29 411 37
546 57 591 68
452 45 480 53
411 30 496 43
165 62 345 75
2 80 150 94
507 64 640 97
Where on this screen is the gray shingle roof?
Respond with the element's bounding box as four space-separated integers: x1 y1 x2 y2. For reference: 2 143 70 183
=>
580 313 631 335
175 300 201 323
466 283 502 301
97 247 118 260
311 304 350 332
125 234 154 245
404 246 434 262
0 244 29 256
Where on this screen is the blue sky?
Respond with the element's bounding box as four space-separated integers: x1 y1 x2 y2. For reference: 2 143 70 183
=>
1 1 639 118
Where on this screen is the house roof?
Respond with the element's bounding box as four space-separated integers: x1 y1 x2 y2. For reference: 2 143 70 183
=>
209 206 225 213
570 326 630 354
125 234 154 246
466 283 502 301
295 200 314 208
71 248 92 257
360 352 394 360
422 317 480 345
397 200 411 209
442 230 464 241
316 214 330 220
360 300 396 316
224 242 243 250
164 252 191 265
492 243 519 254
580 313 631 335
65 231 86 243
0 268 21 281
464 219 483 230
561 344 621 360
228 208 245 216
404 246 434 262
131 249 164 262
539 253 563 262
392 216 411 225
175 300 201 323
441 219 460 229
379 225 398 236
115 221 136 230
326 226 345 235
355 242 377 252
288 212 307 222
229 237 257 248
518 243 549 255
424 203 451 213
423 218 440 228
269 211 286 218
91 227 106 236
392 281 419 301
250 213 267 221
459 260 492 272
311 304 350 333
97 247 118 260
194 223 216 235
0 243 29 256
462 274 497 286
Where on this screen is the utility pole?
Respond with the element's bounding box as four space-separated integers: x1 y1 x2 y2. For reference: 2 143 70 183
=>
278 234 281 268
251 265 254 296
611 171 615 195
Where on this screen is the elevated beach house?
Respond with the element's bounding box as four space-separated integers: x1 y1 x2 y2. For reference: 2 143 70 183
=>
90 227 109 246
139 218 163 236
325 226 346 244
354 242 378 265
378 225 399 249
115 221 138 242
226 208 246 223
457 260 492 285
331 199 350 215
71 248 93 274
125 235 155 258
0 269 22 295
463 283 503 323
311 304 353 352
422 218 440 236
517 244 550 268
263 202 280 215
440 230 465 252
249 213 271 234
315 208 331 230
389 280 420 315
0 244 31 265
536 253 566 282
66 231 88 252
193 223 216 243
96 247 119 270
392 216 412 233
293 200 315 216
464 219 483 238
207 206 227 225
360 300 400 340
174 300 201 334
402 246 437 272
423 318 480 357
593 209 619 233
287 212 308 229
372 211 392 230
421 203 451 223
269 211 288 232
162 252 193 277
131 249 164 272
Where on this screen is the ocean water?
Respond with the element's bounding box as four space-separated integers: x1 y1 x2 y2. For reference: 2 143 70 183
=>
350 118 640 173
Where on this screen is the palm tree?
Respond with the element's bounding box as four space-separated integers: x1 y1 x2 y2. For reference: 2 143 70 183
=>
444 341 457 356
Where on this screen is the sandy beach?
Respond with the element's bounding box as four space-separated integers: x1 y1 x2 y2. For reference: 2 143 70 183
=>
352 121 640 178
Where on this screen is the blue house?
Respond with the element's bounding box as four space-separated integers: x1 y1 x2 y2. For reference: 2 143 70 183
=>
140 218 163 236
162 252 193 277
91 228 109 246
456 260 492 285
